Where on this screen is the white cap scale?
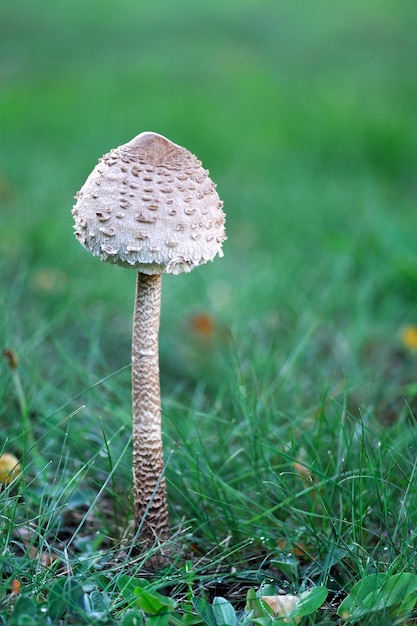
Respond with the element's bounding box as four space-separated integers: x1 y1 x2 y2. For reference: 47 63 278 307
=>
72 131 226 274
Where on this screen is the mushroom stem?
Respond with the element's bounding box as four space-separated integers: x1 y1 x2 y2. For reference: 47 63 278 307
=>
132 271 169 544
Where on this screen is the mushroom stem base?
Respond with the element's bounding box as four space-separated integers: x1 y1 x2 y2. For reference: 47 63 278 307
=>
132 271 169 545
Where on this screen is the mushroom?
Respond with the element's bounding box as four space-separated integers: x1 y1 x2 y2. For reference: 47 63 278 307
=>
72 132 226 548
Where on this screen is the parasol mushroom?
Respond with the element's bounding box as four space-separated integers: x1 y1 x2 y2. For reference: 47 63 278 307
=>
72 132 226 548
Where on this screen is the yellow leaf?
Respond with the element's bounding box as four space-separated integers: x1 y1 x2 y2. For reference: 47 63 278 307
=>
0 453 22 485
401 325 417 350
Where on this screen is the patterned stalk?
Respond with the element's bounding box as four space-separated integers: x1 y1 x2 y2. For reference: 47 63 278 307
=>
131 272 169 543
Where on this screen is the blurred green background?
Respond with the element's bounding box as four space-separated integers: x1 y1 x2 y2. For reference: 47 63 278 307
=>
1 0 417 426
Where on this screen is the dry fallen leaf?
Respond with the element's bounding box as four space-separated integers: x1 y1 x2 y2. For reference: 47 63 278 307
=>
278 539 308 558
190 312 216 338
293 460 313 482
11 579 20 595
3 348 19 370
262 594 301 623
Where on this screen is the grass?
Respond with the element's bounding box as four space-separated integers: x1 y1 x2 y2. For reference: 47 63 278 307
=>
1 0 417 622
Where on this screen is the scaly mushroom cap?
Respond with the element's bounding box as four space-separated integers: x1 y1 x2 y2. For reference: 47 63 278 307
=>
72 132 226 274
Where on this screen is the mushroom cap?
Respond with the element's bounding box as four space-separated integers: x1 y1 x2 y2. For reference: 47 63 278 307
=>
72 132 226 275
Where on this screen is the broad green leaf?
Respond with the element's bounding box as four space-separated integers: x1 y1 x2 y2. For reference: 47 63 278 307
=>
120 609 144 626
212 596 237 626
118 575 176 615
63 578 86 616
146 613 171 626
246 588 274 619
337 574 386 620
259 584 281 599
11 596 38 616
396 592 417 615
270 557 298 581
133 585 177 614
118 575 151 604
10 597 41 626
84 589 111 619
237 608 256 626
179 601 206 626
289 587 328 617
48 578 86 622
366 572 417 612
48 579 68 621
337 573 417 620
192 597 217 626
